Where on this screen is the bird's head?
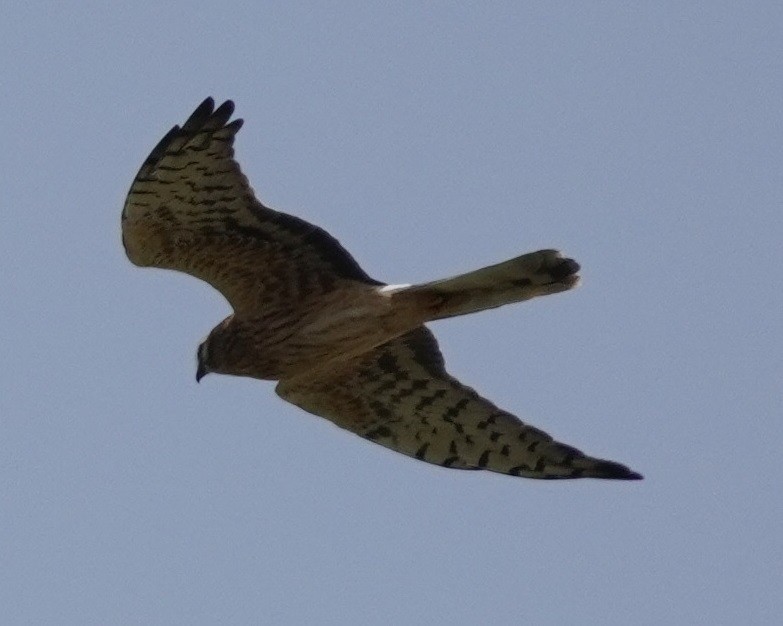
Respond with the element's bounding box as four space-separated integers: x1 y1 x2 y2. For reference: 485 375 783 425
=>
196 317 236 382
196 338 212 382
196 316 268 382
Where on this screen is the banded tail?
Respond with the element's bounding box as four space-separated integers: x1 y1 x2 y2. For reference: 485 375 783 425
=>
402 249 581 320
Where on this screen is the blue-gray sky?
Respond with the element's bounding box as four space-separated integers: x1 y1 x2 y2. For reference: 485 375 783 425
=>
2 2 781 624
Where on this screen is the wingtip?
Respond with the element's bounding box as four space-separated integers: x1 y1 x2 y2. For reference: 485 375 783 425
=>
596 461 644 481
189 97 216 121
180 96 232 125
213 98 235 119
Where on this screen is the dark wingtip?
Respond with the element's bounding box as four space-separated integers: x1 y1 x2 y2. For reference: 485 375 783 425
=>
189 98 239 133
198 96 216 111
212 99 235 120
179 97 237 131
181 97 216 130
593 459 644 480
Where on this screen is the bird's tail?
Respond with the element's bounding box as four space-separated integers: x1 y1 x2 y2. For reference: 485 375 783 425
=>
401 249 581 321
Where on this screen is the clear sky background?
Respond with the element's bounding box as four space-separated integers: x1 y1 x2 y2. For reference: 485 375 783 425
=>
2 2 781 624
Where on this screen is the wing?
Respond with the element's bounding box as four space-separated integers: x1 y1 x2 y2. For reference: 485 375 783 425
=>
122 98 381 313
276 327 642 480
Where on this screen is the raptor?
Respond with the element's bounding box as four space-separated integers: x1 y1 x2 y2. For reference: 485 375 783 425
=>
122 98 641 481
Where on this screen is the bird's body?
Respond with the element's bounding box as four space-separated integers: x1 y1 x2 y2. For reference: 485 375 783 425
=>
122 98 642 481
193 287 437 381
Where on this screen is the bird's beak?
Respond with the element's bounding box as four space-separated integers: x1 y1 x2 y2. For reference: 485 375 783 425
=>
196 362 207 383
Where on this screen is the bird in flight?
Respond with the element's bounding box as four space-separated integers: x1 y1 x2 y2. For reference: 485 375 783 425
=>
122 98 641 481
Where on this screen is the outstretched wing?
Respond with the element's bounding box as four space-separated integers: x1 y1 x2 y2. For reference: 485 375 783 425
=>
277 327 642 480
122 98 381 313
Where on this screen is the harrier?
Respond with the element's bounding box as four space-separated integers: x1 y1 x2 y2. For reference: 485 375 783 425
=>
122 98 641 481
